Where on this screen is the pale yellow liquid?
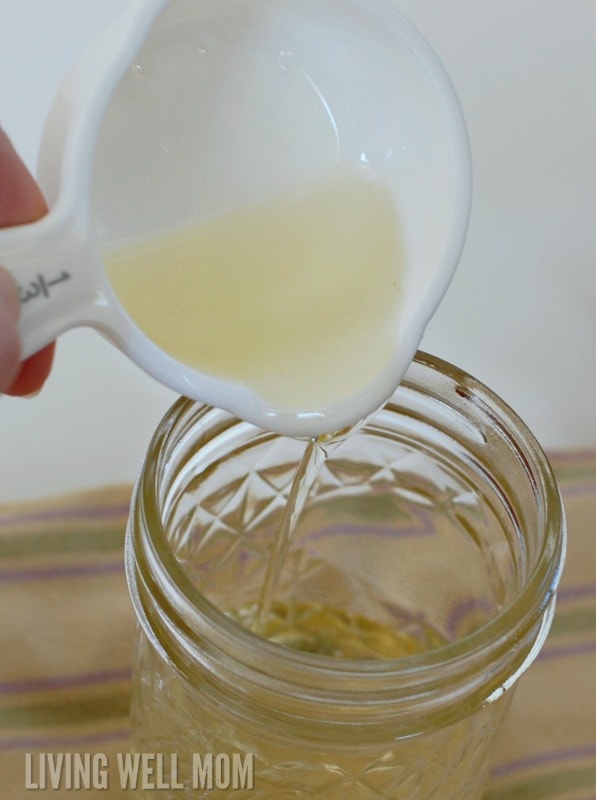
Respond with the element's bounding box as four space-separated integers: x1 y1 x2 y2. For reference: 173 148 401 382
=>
104 166 403 409
234 600 445 659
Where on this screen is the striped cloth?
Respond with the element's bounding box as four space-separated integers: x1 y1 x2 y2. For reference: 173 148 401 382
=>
0 452 595 799
486 451 596 800
0 487 132 800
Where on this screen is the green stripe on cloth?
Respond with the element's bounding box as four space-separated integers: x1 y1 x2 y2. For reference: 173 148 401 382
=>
0 692 131 730
0 526 126 559
550 606 596 638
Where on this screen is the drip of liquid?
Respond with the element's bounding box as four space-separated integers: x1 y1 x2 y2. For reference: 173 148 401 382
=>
253 424 364 635
243 421 447 658
103 165 404 412
254 436 328 633
241 430 447 655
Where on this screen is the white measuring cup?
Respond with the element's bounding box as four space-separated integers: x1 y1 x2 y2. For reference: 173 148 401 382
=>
0 0 471 437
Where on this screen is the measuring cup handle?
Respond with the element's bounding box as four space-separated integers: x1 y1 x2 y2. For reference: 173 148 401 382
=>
0 213 93 360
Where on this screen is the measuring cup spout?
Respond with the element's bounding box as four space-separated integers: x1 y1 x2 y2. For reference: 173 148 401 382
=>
0 210 95 359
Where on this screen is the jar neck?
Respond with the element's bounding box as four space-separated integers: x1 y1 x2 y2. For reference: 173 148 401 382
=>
126 352 566 739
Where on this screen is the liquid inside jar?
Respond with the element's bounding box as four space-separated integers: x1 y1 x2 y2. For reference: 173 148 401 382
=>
232 600 447 658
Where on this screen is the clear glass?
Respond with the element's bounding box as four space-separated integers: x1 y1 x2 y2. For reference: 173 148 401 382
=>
125 352 566 799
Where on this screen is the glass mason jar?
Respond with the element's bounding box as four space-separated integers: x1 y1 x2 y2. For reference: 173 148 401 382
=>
125 352 566 800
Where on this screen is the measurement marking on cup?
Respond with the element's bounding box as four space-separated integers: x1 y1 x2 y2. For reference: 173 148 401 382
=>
18 270 71 304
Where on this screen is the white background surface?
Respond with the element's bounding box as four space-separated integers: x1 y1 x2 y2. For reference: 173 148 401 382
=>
0 0 595 502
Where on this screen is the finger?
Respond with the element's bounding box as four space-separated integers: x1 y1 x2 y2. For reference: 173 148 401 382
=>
5 342 56 396
0 262 20 319
0 128 55 395
0 128 47 224
0 267 21 392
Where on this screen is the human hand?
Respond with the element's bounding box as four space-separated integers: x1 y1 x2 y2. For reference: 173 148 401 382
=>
0 128 55 395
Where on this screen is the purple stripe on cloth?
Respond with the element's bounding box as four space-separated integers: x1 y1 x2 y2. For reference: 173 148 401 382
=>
492 743 596 778
558 582 596 603
0 560 124 583
0 502 130 528
538 639 596 662
0 728 129 752
560 480 596 498
547 448 596 463
0 668 131 697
